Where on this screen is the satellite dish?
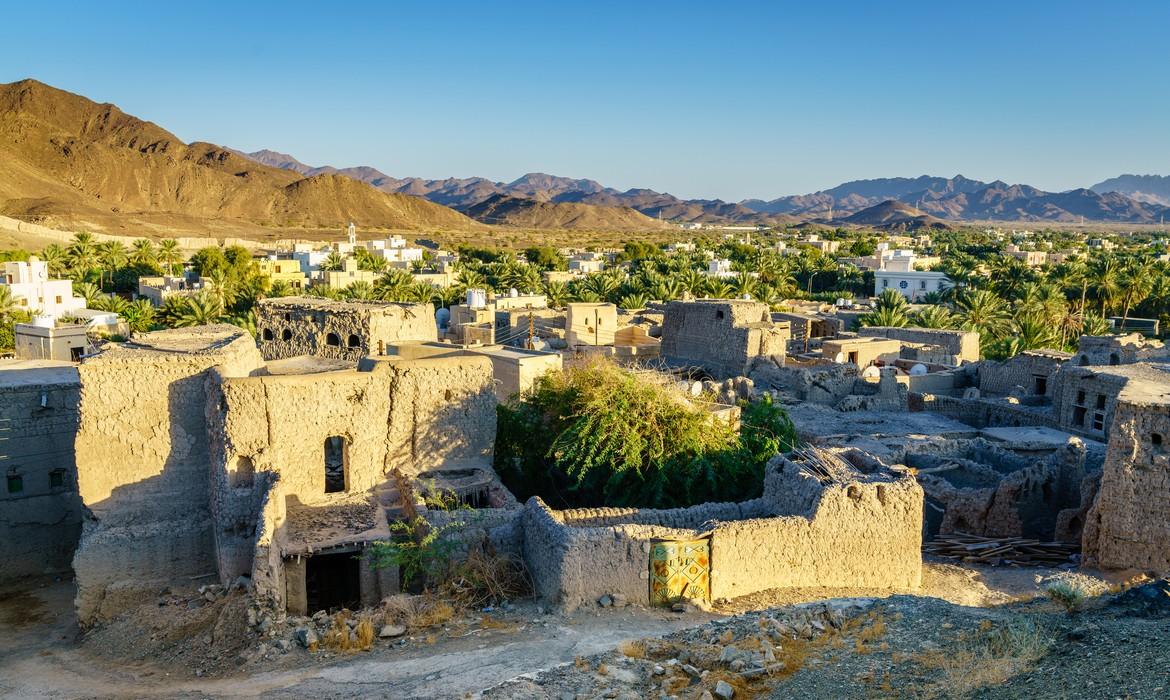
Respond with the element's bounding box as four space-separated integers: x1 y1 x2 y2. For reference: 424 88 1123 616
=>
834 352 846 363
862 365 881 378
909 363 928 376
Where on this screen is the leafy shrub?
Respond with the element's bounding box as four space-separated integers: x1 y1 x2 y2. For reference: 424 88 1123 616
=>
494 359 798 509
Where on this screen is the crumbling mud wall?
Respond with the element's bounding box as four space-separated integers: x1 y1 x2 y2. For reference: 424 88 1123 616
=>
1073 333 1169 367
71 326 263 625
662 300 787 378
1084 399 1170 572
255 297 436 361
747 358 858 405
522 451 922 609
915 439 1088 541
977 351 1069 398
0 366 82 583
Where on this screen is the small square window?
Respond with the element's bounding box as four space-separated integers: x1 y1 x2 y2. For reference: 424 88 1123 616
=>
49 469 65 489
6 474 23 494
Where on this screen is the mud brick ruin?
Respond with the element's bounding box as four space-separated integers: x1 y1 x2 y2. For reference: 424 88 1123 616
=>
2 296 1169 626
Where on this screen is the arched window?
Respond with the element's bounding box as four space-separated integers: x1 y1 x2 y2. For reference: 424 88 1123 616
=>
1153 433 1164 452
1109 352 1120 366
1078 355 1089 366
324 436 349 493
262 328 273 341
232 455 255 488
325 332 341 347
347 334 360 348
282 329 292 341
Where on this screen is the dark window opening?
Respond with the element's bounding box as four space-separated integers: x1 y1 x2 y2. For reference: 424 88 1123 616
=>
1072 405 1087 426
6 473 23 494
1153 433 1164 451
262 328 274 341
305 551 361 614
281 329 292 341
325 332 341 347
715 309 725 320
324 436 349 493
1078 355 1089 366
1096 395 1106 410
1092 413 1105 432
1033 375 1047 395
232 455 255 488
284 313 292 321
1075 390 1086 405
70 346 84 362
347 334 360 348
1109 352 1120 366
49 469 65 489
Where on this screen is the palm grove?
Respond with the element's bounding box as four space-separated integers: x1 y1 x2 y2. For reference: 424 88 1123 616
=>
2 228 1168 359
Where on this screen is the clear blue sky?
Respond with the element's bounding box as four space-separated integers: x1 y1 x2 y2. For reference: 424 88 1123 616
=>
2 1 1167 201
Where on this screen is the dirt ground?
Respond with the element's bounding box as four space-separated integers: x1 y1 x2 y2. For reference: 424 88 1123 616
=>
0 561 1143 699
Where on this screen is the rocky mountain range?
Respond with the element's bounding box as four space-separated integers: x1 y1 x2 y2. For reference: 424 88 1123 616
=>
246 149 1170 226
1091 174 1170 207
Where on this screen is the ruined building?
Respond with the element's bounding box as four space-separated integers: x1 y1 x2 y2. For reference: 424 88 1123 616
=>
255 296 437 361
0 360 83 584
661 300 789 378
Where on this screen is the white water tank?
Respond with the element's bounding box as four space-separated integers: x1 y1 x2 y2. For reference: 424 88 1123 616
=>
466 288 487 308
31 314 55 328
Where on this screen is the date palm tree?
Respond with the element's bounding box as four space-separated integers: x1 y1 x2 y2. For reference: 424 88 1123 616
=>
39 244 68 277
320 252 346 272
96 241 129 290
129 239 157 268
955 289 1012 351
67 232 99 281
911 305 956 329
172 293 223 327
543 280 570 308
158 239 183 275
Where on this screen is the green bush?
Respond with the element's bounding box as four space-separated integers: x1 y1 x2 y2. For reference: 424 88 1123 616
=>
494 359 798 509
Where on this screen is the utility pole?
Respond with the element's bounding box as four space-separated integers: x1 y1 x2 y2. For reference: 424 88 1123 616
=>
526 312 535 349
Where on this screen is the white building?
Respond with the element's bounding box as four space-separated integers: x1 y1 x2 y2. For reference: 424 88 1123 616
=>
1 257 86 319
875 270 951 301
707 259 735 278
568 254 604 274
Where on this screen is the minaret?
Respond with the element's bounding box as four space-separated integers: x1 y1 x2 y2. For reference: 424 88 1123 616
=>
347 221 357 246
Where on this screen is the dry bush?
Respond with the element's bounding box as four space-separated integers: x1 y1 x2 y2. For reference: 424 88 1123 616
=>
618 640 647 659
703 670 753 699
1044 581 1086 613
353 617 375 651
443 538 533 609
479 615 509 630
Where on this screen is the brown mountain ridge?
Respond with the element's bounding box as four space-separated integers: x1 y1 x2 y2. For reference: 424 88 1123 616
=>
0 79 482 239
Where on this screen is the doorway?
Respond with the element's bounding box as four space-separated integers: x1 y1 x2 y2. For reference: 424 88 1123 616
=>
305 551 362 613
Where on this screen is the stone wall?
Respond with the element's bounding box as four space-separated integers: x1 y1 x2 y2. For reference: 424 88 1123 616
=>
255 297 436 361
1049 366 1129 439
0 365 82 583
1084 399 1170 572
858 327 979 364
662 300 788 378
522 451 922 609
917 394 1059 430
71 326 264 625
1073 334 1169 367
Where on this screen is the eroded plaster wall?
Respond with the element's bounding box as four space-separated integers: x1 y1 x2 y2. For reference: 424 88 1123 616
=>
71 326 263 625
1084 400 1170 572
522 454 922 609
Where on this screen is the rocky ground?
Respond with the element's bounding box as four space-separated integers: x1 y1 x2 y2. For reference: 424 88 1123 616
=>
486 579 1170 700
1 566 1164 699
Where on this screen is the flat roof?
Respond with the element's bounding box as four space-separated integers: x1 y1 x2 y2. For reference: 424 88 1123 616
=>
0 359 80 388
981 426 1105 448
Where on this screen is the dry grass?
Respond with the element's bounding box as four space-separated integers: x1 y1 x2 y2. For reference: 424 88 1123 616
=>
909 619 1053 699
479 615 509 630
703 670 754 699
443 539 533 609
381 593 457 631
322 611 377 653
618 640 647 659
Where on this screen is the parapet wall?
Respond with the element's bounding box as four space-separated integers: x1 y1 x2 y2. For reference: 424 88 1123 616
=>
522 452 922 609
